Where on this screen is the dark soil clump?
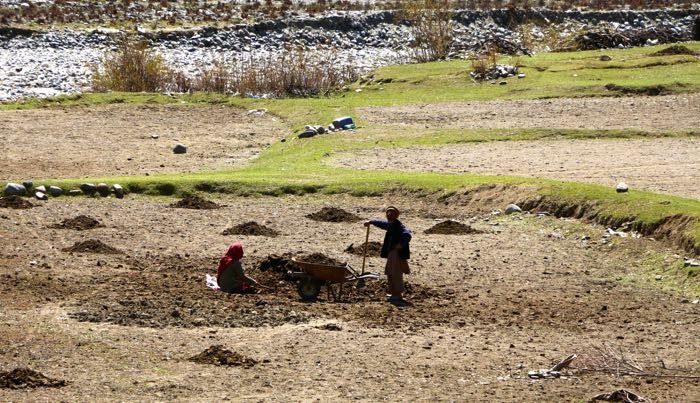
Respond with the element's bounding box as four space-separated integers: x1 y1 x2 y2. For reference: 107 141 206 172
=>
345 241 383 257
0 195 33 209
50 215 103 230
189 345 257 368
651 45 698 56
297 252 344 266
62 239 122 254
306 207 361 222
170 195 221 210
604 83 671 96
425 220 483 235
223 221 279 237
257 254 297 273
0 368 66 389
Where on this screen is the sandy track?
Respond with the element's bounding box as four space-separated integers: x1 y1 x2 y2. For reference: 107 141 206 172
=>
0 104 286 180
332 137 700 199
356 94 700 131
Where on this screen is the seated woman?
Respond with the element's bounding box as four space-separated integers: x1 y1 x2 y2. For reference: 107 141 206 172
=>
216 242 259 294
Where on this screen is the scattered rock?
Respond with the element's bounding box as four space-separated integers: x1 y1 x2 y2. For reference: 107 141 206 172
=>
170 195 221 209
189 345 258 368
344 241 383 257
48 185 63 197
684 258 699 267
21 180 33 190
222 221 279 237
4 183 27 196
599 54 612 61
96 183 110 197
332 116 355 130
505 203 522 214
0 195 34 209
317 323 343 331
0 368 66 389
35 191 48 200
68 189 82 196
298 129 318 139
425 220 482 235
36 185 47 193
616 182 629 193
150 134 159 139
517 73 526 78
112 184 124 199
173 143 187 154
50 215 104 230
471 64 517 81
79 183 97 195
306 207 360 222
62 239 122 254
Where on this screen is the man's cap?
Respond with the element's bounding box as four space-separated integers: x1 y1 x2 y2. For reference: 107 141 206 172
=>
385 206 400 215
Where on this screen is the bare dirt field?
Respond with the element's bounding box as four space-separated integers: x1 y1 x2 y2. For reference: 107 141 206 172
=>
1 99 699 401
0 104 286 180
332 137 700 200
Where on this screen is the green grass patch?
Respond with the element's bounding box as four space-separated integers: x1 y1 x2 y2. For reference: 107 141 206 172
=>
621 252 700 297
4 42 700 256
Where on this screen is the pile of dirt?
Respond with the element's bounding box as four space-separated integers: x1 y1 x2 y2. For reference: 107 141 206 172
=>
223 221 279 237
425 220 483 235
344 241 383 257
604 83 671 96
296 252 344 266
62 239 122 254
651 45 698 56
169 195 221 210
0 368 66 389
306 207 360 222
49 215 103 230
257 254 297 273
0 195 33 209
189 345 257 368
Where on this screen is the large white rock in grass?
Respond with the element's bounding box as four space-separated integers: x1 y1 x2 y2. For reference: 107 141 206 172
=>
48 185 63 197
505 203 523 214
4 183 26 196
35 191 48 200
616 182 629 193
173 143 187 154
36 185 47 193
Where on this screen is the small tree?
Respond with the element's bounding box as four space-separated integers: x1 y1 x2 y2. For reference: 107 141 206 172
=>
91 38 171 92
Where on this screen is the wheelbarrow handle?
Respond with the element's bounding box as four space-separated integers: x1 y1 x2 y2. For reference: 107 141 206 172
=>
361 224 370 275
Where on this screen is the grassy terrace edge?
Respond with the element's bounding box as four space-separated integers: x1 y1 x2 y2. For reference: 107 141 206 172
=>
2 42 700 255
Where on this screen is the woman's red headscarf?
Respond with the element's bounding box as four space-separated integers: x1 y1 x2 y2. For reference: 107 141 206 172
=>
217 242 243 282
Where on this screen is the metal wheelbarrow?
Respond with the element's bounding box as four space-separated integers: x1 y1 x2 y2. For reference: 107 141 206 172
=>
289 257 379 301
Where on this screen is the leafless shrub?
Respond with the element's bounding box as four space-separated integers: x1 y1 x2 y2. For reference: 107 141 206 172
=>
400 0 454 62
91 38 172 92
572 344 700 379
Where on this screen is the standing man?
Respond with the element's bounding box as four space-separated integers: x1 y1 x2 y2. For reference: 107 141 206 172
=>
365 206 412 303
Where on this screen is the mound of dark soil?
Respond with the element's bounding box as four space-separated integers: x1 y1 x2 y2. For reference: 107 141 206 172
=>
0 368 66 389
189 345 257 368
170 195 221 210
604 83 671 96
223 221 279 237
50 215 103 230
344 241 383 257
0 195 33 209
62 239 122 254
257 254 297 273
306 207 360 222
651 45 698 56
425 220 482 235
296 252 344 266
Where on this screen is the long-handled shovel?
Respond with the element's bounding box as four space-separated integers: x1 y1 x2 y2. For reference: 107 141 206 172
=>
357 225 371 289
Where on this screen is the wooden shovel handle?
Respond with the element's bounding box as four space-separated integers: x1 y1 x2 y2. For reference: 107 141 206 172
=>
361 225 370 274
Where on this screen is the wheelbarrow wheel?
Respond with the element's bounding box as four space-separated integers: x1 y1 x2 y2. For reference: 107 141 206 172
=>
297 277 322 301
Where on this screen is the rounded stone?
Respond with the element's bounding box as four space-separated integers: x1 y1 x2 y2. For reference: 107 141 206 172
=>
96 183 110 196
48 185 63 197
616 182 629 193
173 143 188 154
4 183 27 196
505 204 523 214
80 183 97 194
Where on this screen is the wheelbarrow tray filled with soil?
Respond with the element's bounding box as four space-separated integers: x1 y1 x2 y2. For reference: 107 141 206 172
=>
289 257 378 301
